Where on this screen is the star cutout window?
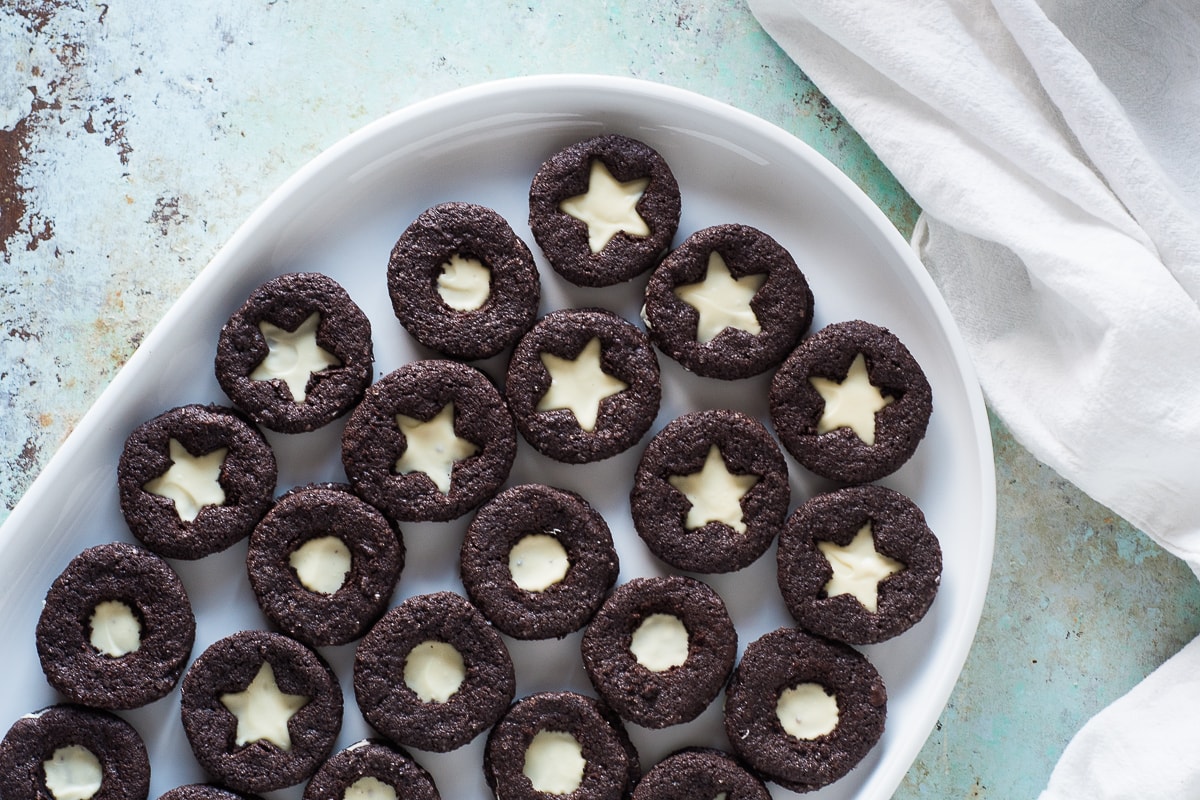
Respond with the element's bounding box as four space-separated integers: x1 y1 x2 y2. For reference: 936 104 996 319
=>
808 353 894 445
219 660 309 751
142 438 228 522
250 312 341 403
537 338 629 432
559 159 651 253
667 445 760 533
673 251 767 343
395 402 480 494
817 523 904 613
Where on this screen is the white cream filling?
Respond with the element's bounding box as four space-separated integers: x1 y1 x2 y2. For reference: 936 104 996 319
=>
809 353 894 445
289 536 352 595
629 613 689 672
667 445 760 534
88 599 141 657
537 338 629 432
523 730 586 795
817 523 904 613
404 640 466 704
777 682 839 740
250 312 341 403
142 437 227 522
437 253 491 311
344 776 398 800
220 661 309 751
42 745 103 800
672 251 766 343
395 402 480 494
559 159 651 253
509 534 570 592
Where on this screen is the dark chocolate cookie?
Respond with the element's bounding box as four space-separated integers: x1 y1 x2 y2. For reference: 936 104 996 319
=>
0 704 150 800
505 308 660 464
484 691 639 800
353 592 515 753
118 404 277 560
631 409 788 573
246 483 404 648
388 202 541 360
643 224 813 379
580 576 736 729
303 740 440 800
36 542 195 710
180 630 342 793
777 485 942 644
216 272 373 433
631 748 770 800
723 627 886 793
158 787 262 800
342 360 516 522
529 134 681 287
769 319 932 484
460 483 619 640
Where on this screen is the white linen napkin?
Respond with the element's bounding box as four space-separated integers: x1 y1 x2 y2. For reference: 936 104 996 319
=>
746 0 1200 796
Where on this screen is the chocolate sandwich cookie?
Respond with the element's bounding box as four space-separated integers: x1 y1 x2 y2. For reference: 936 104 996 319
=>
180 630 342 793
580 576 736 729
631 748 770 800
159 787 263 800
36 542 195 710
777 485 942 645
484 691 639 800
353 592 514 753
303 740 440 800
118 404 277 560
769 319 932 484
529 134 681 287
342 359 516 523
246 484 404 648
631 409 788 573
723 627 886 793
505 308 660 464
0 704 150 800
216 272 373 433
643 224 813 380
460 483 619 640
388 202 541 360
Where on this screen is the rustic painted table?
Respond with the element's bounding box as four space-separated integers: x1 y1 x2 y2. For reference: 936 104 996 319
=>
3 2 1198 797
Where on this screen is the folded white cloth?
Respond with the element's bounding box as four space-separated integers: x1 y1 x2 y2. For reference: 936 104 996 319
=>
747 0 1200 796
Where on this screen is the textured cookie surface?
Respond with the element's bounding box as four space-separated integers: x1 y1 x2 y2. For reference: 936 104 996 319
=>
303 740 440 800
631 748 770 800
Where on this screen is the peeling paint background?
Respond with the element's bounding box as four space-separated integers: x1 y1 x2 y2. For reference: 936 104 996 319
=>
2 2 1197 797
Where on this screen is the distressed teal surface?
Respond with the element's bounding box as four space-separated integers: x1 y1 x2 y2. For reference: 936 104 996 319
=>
4 2 1198 798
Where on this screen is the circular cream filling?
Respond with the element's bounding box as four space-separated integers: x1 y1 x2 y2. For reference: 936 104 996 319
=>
89 599 141 657
42 745 103 800
344 776 398 800
404 640 466 704
629 613 689 672
508 533 570 592
523 729 586 795
776 682 839 740
289 535 352 595
436 253 491 311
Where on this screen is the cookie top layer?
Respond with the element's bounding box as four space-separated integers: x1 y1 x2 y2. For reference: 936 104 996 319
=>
631 748 770 800
388 202 540 360
529 134 681 287
216 272 373 433
303 740 440 800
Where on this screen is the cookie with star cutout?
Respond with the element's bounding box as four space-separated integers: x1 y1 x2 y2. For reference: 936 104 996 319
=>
505 307 661 464
769 319 932 484
341 360 517 522
631 409 789 573
215 272 373 433
529 134 681 287
643 224 813 379
118 403 277 560
777 485 942 645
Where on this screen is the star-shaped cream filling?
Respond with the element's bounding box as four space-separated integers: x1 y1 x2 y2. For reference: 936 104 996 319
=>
250 312 341 403
673 251 767 343
808 353 894 445
537 338 629 432
559 159 651 253
667 445 760 533
395 402 480 494
142 438 227 522
220 661 309 751
817 523 904 613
